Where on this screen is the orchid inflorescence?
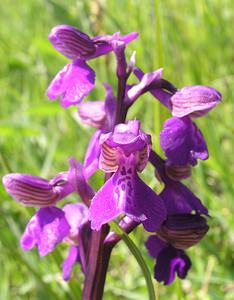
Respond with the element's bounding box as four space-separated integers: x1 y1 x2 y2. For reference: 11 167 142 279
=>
2 24 221 298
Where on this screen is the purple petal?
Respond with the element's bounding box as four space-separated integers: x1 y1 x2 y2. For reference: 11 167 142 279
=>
62 203 89 244
133 68 172 108
99 120 151 173
83 130 102 178
91 32 138 59
47 59 95 108
100 120 151 158
20 215 40 250
21 207 70 256
171 85 222 118
157 214 209 249
78 101 106 128
89 167 166 232
103 83 116 129
160 181 208 215
145 235 167 259
128 68 163 102
49 25 96 60
160 117 208 166
77 221 92 274
89 175 122 230
62 245 80 281
68 157 94 202
122 171 166 232
2 173 57 207
165 163 192 181
154 245 191 285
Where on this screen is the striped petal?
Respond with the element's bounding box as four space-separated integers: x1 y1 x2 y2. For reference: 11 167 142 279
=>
47 59 95 108
49 25 96 60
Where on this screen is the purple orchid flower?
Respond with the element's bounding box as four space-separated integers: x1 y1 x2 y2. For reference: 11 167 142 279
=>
2 171 73 207
170 85 222 118
145 150 209 284
133 68 221 172
47 25 138 107
150 150 209 216
2 157 93 279
2 157 93 207
160 116 208 167
20 206 70 256
89 120 166 232
20 202 90 281
145 209 208 285
133 68 221 117
156 213 209 250
145 236 191 285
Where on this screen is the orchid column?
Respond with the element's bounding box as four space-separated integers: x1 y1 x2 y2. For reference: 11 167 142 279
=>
2 24 221 300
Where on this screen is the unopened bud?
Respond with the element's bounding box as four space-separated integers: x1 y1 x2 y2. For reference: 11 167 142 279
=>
128 51 136 73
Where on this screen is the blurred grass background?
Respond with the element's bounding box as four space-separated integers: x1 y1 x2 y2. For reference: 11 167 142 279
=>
0 0 233 299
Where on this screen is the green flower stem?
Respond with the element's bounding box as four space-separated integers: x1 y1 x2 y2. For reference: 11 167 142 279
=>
110 221 156 300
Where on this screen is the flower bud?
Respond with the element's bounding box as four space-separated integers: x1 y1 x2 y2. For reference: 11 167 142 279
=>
170 85 221 118
156 214 209 249
49 25 96 59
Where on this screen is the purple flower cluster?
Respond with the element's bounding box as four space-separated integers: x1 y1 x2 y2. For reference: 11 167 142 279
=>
2 24 221 293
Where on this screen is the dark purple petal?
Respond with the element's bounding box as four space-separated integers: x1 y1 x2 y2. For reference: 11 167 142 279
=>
83 130 102 178
160 181 208 215
171 85 222 118
77 221 92 274
160 117 208 166
62 245 80 281
154 245 191 285
122 171 166 232
47 59 95 108
165 163 192 181
21 207 70 256
49 25 96 60
145 235 167 258
157 214 209 249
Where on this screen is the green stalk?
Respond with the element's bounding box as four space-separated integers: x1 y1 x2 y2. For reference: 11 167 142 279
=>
110 221 156 300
